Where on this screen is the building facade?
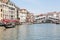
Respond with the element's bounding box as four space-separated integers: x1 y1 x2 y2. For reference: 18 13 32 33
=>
0 0 17 20
18 9 28 23
47 12 59 19
0 0 9 3
26 13 34 23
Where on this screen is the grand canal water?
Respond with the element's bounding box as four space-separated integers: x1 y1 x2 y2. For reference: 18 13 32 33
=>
18 24 60 40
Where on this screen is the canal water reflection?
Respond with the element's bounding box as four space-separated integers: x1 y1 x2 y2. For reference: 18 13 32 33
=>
18 24 60 40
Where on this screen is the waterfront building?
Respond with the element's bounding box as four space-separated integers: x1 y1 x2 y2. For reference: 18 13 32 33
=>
57 12 60 19
47 12 59 19
52 12 58 18
26 13 34 23
55 12 60 20
0 0 10 3
8 2 18 20
47 12 54 18
0 0 17 20
0 5 3 20
0 0 9 20
47 12 53 18
18 9 28 23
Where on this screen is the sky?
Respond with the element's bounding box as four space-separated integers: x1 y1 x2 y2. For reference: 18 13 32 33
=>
10 0 60 14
